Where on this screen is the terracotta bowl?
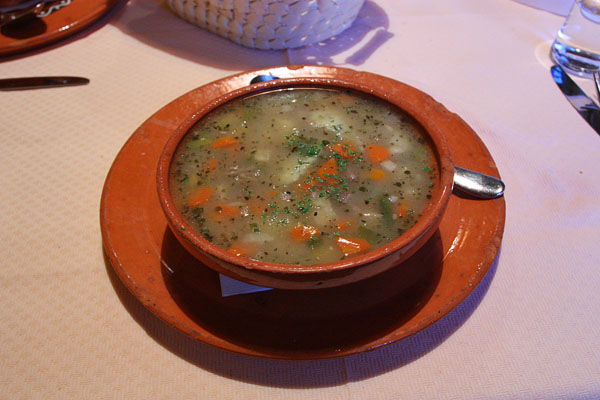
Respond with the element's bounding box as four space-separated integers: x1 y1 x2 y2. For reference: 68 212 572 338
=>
156 77 454 290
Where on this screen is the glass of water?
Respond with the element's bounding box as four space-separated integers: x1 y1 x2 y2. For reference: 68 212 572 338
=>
551 0 600 76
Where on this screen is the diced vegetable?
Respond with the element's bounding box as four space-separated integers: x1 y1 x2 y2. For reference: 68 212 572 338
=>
369 168 385 181
311 198 336 226
336 237 371 256
278 156 317 184
242 232 274 243
332 142 359 159
367 145 390 163
204 158 219 173
357 212 383 225
228 241 255 257
307 236 323 249
336 220 354 231
381 160 397 172
357 226 380 243
395 202 409 218
298 175 319 192
188 186 212 207
378 194 394 227
211 204 239 220
290 224 320 242
317 158 342 185
210 136 238 148
389 145 405 154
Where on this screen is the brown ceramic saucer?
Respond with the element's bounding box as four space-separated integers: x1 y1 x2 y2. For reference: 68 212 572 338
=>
0 0 120 57
100 65 505 360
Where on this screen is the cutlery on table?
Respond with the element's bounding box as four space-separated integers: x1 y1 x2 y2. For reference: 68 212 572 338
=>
0 76 89 91
551 65 600 135
594 72 600 102
453 166 505 199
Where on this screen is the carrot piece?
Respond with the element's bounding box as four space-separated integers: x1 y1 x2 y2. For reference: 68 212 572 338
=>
210 136 238 149
336 237 371 256
289 225 320 242
367 145 390 163
335 220 354 231
395 202 409 218
332 142 358 159
317 158 341 185
217 204 239 216
204 158 219 173
298 175 319 192
188 186 212 207
228 242 255 257
369 168 385 181
212 203 239 220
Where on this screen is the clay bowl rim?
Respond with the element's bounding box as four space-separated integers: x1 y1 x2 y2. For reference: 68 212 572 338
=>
156 77 454 275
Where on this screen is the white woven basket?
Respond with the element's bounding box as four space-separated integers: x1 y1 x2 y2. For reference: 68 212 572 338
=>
166 0 365 50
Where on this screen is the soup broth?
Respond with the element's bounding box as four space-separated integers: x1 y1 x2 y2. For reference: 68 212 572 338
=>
170 88 437 265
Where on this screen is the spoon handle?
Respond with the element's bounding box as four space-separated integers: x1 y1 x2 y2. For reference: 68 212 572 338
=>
453 166 505 199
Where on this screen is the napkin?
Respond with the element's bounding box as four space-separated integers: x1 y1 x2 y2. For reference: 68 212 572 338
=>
219 274 271 297
511 0 574 16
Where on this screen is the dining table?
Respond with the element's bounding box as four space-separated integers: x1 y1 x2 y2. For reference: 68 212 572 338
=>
2 0 600 398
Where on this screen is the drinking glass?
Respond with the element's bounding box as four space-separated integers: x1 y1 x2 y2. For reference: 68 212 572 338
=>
551 0 600 76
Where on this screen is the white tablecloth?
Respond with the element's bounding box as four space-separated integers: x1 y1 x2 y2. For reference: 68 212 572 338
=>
2 0 599 398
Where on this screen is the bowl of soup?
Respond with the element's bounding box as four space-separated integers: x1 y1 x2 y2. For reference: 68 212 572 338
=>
157 77 454 289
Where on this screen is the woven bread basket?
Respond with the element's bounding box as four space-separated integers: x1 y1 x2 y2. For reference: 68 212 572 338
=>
167 0 365 50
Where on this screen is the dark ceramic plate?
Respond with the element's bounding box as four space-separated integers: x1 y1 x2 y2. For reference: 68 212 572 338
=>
100 65 505 360
0 0 120 56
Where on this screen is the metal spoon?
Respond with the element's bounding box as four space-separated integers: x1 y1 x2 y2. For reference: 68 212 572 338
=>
249 75 505 199
453 166 504 199
250 75 280 84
